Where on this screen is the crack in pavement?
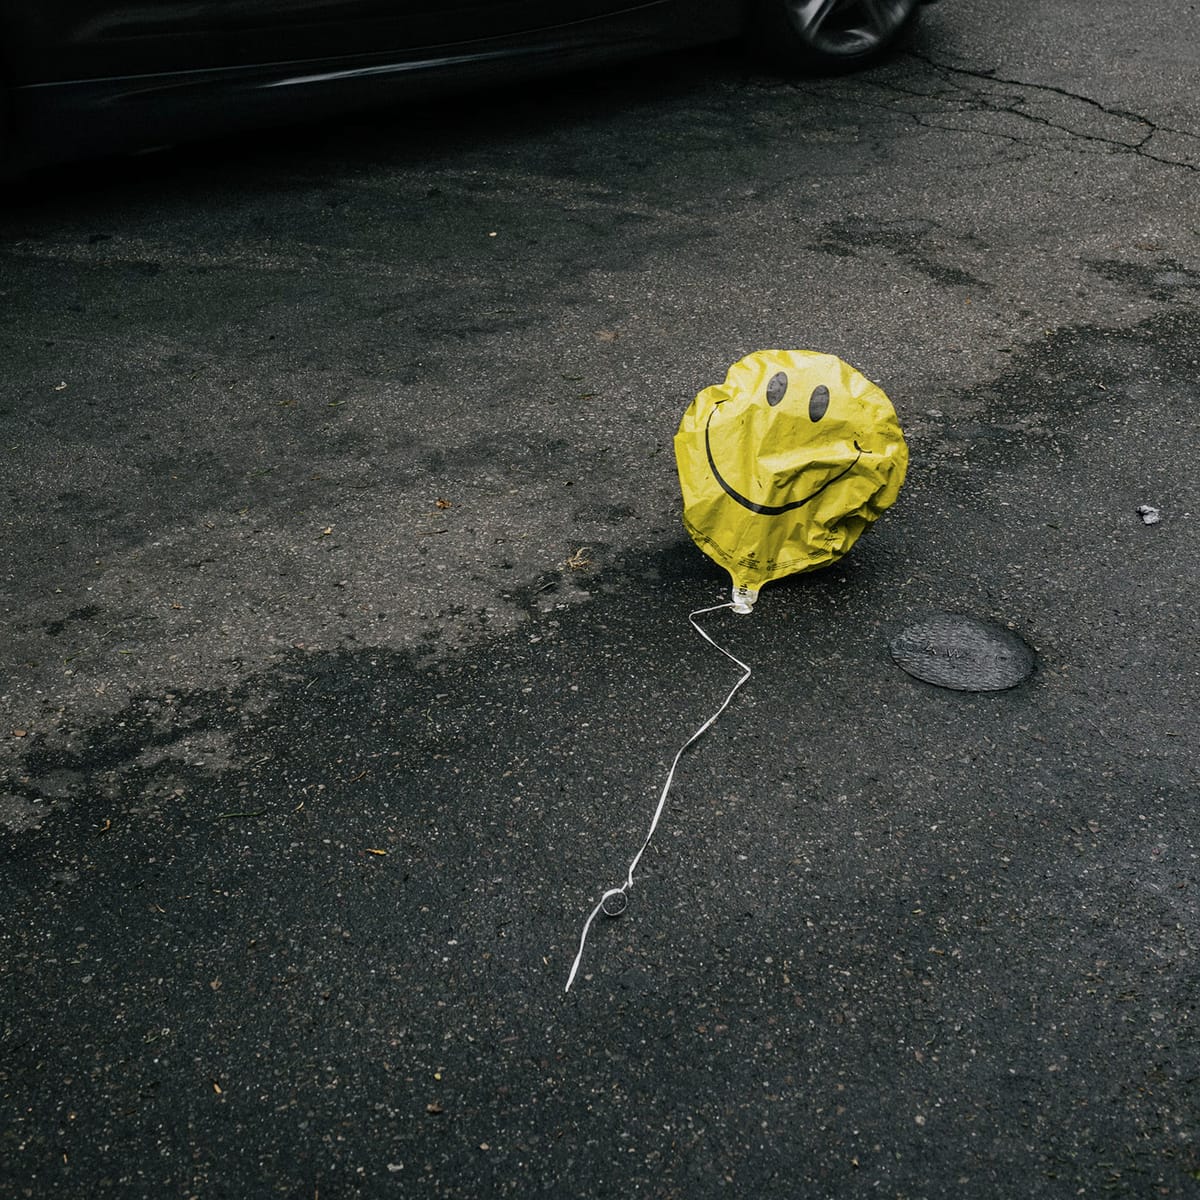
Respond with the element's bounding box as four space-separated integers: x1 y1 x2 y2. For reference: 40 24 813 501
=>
901 52 1200 173
756 51 1200 173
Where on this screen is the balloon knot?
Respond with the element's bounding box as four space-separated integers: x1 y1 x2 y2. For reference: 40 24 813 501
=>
731 585 758 614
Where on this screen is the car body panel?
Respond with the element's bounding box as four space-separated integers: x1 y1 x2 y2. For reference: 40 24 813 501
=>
4 0 663 81
0 0 748 168
0 1 925 172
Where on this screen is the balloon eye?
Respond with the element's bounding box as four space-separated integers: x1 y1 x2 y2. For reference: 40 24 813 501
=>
766 371 788 407
809 384 830 422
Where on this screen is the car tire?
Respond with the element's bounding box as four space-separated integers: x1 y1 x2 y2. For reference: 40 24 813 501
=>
748 0 920 74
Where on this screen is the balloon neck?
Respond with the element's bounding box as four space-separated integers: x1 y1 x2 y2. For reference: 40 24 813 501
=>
731 584 758 615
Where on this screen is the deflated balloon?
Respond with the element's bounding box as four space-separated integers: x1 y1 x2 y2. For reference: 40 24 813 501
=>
674 350 907 611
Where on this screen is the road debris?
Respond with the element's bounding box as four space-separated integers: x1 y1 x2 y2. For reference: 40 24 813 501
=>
675 349 907 613
564 603 751 992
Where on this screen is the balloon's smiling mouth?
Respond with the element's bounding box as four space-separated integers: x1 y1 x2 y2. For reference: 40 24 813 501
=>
705 407 864 516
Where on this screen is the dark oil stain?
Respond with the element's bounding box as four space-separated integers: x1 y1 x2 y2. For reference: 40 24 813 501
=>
42 604 103 637
816 218 985 288
1086 257 1200 301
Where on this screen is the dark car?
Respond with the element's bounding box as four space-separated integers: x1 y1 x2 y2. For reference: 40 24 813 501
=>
0 1 927 172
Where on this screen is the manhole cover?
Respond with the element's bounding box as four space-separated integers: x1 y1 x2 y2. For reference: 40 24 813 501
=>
889 612 1035 692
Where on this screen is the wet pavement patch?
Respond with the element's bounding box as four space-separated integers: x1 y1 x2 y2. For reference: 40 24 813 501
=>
1 527 1196 1198
888 611 1036 692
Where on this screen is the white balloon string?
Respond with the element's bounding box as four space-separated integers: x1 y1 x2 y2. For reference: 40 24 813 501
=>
563 600 752 992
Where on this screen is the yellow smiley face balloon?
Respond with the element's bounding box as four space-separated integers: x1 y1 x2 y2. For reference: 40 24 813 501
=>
674 350 907 612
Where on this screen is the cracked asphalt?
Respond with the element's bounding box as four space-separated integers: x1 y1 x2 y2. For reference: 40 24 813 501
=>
2 1 1199 1196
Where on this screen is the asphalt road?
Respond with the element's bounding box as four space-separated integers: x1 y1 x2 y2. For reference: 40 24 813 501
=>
3 2 1199 1197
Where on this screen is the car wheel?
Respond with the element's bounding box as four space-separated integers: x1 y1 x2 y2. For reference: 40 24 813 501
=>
749 0 920 73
